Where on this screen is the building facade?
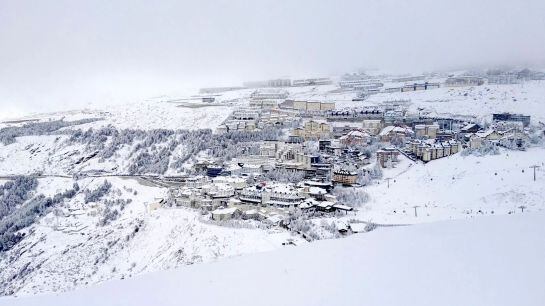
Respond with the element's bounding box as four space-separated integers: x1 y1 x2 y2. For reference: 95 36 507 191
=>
332 169 358 185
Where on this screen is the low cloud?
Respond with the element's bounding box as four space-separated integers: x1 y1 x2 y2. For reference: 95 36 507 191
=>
1 0 544 118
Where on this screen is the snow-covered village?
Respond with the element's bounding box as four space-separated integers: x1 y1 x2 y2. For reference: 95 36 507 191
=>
1 1 545 306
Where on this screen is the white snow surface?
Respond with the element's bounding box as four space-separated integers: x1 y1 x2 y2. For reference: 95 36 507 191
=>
2 79 545 301
353 147 545 224
337 80 545 123
4 80 545 130
2 213 544 306
1 100 234 131
0 177 299 296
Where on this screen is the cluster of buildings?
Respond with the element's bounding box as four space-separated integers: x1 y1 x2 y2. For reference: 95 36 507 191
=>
339 73 443 97
353 70 540 95
443 69 545 88
339 79 384 92
170 174 355 222
199 75 334 95
346 69 543 97
445 76 485 87
200 68 544 98
486 69 545 84
242 77 334 89
462 114 532 150
291 120 331 140
218 89 301 133
406 139 461 162
180 72 540 226
250 88 289 100
383 82 441 93
278 100 336 112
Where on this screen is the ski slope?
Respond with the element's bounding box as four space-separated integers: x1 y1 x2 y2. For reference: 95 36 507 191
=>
355 147 545 224
2 213 544 306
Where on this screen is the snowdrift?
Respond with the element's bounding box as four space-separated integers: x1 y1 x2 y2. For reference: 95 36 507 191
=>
3 213 544 306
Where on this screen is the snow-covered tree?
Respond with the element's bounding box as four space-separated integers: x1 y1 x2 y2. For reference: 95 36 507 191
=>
370 162 383 179
332 186 369 207
0 181 79 252
84 180 112 203
0 118 100 145
263 168 306 183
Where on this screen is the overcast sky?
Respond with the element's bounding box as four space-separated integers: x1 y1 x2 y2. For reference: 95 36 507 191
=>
1 0 545 119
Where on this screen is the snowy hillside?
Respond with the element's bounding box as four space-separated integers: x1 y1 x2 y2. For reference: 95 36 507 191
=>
338 80 545 124
1 76 544 299
0 177 300 296
3 0 545 303
1 100 236 131
5 80 545 132
2 213 544 306
352 147 545 224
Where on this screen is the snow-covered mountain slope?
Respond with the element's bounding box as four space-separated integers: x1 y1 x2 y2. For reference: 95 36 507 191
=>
1 100 236 131
354 147 545 224
1 80 544 300
338 80 545 123
0 127 247 176
0 177 300 296
3 148 542 296
2 213 544 306
0 133 145 176
4 80 545 131
1 84 342 131
0 135 74 175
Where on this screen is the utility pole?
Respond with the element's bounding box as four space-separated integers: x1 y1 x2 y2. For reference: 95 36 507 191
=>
385 177 391 188
529 165 540 181
413 205 420 217
518 205 526 213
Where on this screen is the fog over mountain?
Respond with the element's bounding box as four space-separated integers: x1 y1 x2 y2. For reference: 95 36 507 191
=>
1 0 544 118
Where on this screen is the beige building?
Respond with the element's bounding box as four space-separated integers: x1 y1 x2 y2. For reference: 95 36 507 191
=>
475 130 502 141
239 183 306 207
468 135 484 149
211 207 241 221
306 101 321 111
376 148 400 168
339 130 370 146
293 100 335 111
414 124 439 139
408 139 460 162
468 129 507 150
320 102 335 111
332 169 358 186
379 125 414 142
221 120 257 132
362 119 384 135
292 120 331 140
249 99 278 109
293 100 308 110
